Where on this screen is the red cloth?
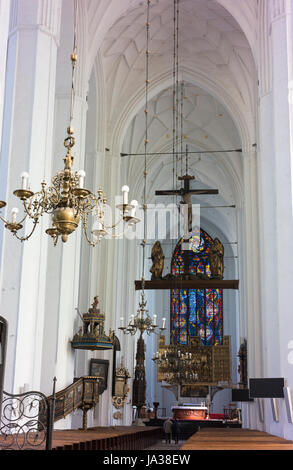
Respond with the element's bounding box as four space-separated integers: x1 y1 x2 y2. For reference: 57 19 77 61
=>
209 413 224 420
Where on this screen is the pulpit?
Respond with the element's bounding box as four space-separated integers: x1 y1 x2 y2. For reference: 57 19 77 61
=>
171 405 207 421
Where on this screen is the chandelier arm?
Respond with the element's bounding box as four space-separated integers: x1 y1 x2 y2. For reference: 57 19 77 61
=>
22 190 56 220
0 211 28 227
15 213 29 226
103 216 124 230
82 219 103 247
76 192 97 215
0 213 9 224
12 218 39 242
105 222 133 239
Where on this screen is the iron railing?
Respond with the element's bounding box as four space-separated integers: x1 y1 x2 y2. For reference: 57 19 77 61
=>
0 378 56 451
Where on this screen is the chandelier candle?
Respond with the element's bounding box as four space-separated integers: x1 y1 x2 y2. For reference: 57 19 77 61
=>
78 170 86 189
21 172 29 190
130 200 138 217
11 208 19 224
122 185 129 205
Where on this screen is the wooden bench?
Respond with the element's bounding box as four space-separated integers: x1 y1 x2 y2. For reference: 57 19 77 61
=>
180 428 293 450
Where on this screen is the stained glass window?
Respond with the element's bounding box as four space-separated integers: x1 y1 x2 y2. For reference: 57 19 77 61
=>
170 229 223 346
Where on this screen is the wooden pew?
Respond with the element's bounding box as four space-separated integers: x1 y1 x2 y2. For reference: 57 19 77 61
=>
180 428 293 450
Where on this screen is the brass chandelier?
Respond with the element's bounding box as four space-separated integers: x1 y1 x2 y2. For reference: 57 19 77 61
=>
0 0 139 246
119 286 166 336
152 346 199 385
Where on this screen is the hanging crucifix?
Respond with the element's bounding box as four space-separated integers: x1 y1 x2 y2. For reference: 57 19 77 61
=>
155 146 219 233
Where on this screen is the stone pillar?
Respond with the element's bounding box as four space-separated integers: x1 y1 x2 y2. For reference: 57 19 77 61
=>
270 0 293 440
39 0 89 426
0 0 10 149
256 0 293 440
0 0 61 393
241 147 263 431
0 0 11 274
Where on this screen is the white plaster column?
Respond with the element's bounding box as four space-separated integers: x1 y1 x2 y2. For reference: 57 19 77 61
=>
242 147 264 431
270 0 293 440
0 0 10 149
0 0 61 394
39 1 88 429
88 150 122 426
255 0 293 439
0 0 11 281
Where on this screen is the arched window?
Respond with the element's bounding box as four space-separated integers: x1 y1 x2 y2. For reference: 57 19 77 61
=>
170 230 223 346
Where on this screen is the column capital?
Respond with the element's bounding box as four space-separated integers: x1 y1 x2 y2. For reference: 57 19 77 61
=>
9 0 61 45
269 0 287 24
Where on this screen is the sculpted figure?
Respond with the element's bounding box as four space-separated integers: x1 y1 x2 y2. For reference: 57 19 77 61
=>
209 237 224 279
150 241 165 279
92 296 99 310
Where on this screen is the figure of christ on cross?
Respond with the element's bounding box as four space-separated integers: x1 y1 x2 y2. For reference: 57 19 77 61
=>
155 173 219 235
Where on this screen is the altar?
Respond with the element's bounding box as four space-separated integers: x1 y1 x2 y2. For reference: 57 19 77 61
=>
171 405 208 421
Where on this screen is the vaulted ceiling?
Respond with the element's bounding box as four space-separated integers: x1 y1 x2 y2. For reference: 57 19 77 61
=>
83 0 258 243
98 0 256 141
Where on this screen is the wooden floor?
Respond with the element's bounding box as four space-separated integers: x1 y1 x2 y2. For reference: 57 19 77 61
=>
180 428 293 451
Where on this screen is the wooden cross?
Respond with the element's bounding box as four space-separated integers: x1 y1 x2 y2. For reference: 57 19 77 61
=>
155 147 219 232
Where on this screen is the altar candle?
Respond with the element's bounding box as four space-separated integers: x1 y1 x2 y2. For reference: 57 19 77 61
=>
162 317 166 329
152 314 157 325
130 314 134 325
120 317 124 328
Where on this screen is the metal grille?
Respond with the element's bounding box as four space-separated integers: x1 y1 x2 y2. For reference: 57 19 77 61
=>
0 390 52 450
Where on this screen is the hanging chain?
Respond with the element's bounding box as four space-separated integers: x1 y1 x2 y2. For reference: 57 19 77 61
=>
69 0 78 130
175 0 180 191
64 0 78 154
181 81 184 178
142 0 151 287
172 0 177 202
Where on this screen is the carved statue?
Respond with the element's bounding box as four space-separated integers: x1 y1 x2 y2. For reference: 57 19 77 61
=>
209 237 224 279
238 339 248 389
91 296 99 310
150 241 165 279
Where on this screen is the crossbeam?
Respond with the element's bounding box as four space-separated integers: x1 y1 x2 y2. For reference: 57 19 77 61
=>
134 279 239 290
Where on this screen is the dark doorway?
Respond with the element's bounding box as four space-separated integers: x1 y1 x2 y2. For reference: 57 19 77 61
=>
0 316 7 416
